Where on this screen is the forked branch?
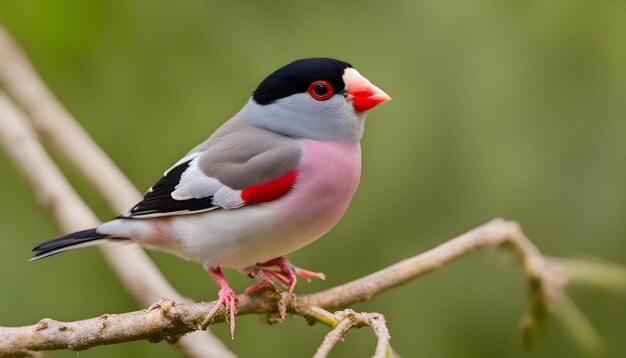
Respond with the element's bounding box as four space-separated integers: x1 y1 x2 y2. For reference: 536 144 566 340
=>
313 309 391 358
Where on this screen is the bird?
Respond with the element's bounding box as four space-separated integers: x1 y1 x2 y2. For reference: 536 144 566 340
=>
29 57 391 338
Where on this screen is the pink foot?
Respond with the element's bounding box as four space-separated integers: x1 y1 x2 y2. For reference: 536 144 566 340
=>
201 267 237 339
243 268 281 294
293 267 326 281
243 257 325 293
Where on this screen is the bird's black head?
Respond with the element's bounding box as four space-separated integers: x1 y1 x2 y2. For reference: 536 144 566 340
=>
252 58 353 105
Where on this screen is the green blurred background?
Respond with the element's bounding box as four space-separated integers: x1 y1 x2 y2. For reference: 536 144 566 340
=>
0 1 624 357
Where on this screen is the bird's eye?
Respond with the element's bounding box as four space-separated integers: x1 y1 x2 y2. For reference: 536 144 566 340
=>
307 80 334 101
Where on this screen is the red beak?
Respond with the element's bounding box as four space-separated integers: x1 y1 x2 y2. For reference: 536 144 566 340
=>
343 68 391 113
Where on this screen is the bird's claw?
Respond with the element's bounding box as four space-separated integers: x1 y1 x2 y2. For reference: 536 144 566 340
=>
243 257 325 294
201 286 237 339
244 268 280 294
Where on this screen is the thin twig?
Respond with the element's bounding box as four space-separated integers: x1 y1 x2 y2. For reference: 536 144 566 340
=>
314 314 353 358
314 310 391 358
0 24 235 358
302 219 566 308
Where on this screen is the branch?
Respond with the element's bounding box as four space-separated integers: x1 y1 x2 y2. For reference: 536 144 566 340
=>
0 216 570 356
302 218 565 308
301 218 567 346
0 25 234 358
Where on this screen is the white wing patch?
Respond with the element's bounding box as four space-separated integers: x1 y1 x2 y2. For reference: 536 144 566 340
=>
171 157 221 200
171 156 244 209
212 186 244 208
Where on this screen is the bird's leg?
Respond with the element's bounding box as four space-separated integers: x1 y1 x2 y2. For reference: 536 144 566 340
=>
243 256 326 293
201 266 237 339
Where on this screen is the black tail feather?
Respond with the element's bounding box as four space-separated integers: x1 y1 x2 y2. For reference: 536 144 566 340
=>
30 228 109 261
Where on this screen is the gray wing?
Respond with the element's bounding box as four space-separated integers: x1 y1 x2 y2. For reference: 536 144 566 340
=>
121 116 302 219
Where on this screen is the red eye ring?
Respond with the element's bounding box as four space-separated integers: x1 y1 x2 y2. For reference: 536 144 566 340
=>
307 80 334 101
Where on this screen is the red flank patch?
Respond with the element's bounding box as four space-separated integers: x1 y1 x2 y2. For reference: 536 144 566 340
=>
241 169 299 204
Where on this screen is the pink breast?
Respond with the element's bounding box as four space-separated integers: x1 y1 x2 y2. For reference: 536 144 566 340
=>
277 139 361 237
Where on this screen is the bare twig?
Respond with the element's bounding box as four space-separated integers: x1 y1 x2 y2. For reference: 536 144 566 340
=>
302 219 565 309
0 298 215 353
314 310 391 358
0 93 233 358
314 314 354 358
0 24 234 358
